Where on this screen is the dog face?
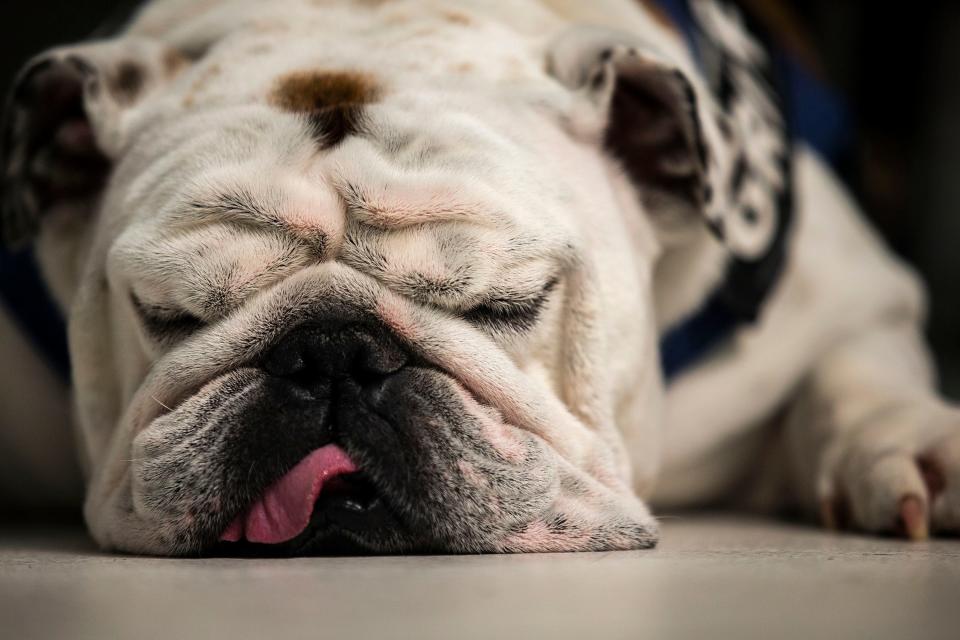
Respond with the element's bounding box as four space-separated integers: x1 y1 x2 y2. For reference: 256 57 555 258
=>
2 2 748 554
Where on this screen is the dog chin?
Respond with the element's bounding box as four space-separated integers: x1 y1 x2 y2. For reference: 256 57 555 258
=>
128 352 522 555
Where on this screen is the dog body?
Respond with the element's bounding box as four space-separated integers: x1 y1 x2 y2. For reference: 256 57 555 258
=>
1 0 957 553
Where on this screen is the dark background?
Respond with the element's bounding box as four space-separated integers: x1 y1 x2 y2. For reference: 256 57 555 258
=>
2 1 958 396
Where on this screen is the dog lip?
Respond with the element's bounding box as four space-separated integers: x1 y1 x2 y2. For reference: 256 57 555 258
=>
140 369 256 431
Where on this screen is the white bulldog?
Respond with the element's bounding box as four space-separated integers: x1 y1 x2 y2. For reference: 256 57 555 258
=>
1 0 957 554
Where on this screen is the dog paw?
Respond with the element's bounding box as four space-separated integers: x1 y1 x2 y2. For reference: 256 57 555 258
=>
819 409 960 540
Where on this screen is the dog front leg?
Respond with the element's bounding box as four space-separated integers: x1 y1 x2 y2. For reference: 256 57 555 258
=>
784 319 960 539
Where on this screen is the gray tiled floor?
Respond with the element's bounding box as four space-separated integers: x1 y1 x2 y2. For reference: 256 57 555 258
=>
1 516 958 640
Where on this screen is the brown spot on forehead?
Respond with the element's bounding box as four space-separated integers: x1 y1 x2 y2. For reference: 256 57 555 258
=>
109 61 146 104
450 61 475 75
271 70 379 112
251 18 290 33
182 62 222 109
270 70 381 148
440 10 474 25
162 49 189 75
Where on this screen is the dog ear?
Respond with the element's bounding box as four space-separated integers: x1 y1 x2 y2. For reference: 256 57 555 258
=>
1 38 185 249
548 26 778 255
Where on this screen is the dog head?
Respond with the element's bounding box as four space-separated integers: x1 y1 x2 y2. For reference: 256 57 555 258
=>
1 1 757 554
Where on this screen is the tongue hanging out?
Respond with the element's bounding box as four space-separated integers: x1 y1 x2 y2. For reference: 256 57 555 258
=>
220 444 358 544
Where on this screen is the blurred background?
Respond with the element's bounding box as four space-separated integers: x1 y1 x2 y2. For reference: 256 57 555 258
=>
795 1 960 398
2 0 958 397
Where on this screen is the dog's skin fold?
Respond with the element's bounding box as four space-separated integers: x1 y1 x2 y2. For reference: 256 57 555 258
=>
1 0 958 554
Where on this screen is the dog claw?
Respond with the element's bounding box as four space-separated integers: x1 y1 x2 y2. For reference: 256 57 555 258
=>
897 495 929 541
820 498 838 531
917 454 946 500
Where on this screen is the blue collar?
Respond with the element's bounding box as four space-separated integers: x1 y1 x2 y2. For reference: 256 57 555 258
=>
659 291 739 382
0 247 71 381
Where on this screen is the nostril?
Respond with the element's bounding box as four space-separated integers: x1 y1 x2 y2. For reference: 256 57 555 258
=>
262 327 332 381
263 338 308 378
261 324 408 385
351 332 407 381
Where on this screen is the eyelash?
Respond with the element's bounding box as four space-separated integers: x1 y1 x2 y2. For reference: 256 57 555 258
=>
464 278 558 332
131 294 205 344
129 276 557 344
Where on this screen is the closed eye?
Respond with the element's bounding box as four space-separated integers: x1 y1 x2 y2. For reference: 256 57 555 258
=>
463 277 559 332
131 294 206 344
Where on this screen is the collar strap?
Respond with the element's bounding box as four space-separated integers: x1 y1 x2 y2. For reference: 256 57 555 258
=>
659 291 739 383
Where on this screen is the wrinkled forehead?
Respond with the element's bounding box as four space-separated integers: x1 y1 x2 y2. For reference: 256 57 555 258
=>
101 3 594 307
157 2 553 111
116 2 575 215
108 6 588 236
116 85 575 244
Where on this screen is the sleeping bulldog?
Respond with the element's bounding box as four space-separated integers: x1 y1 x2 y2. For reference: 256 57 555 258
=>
1 0 958 555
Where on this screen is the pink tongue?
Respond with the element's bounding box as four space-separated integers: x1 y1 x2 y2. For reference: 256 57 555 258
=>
220 444 358 544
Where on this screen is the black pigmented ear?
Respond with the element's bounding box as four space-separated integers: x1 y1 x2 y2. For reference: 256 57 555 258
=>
1 38 187 249
548 28 721 237
550 16 795 327
603 56 711 215
1 56 110 248
548 23 793 264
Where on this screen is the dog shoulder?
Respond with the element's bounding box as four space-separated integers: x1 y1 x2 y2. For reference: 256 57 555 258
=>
660 145 926 481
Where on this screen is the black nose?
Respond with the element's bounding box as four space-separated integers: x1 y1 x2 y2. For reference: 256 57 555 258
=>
262 324 408 387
